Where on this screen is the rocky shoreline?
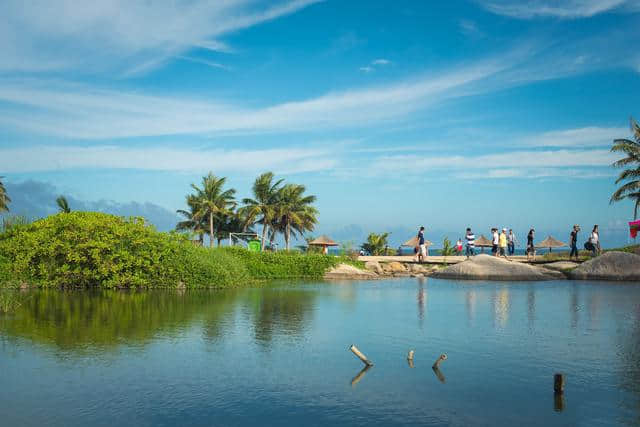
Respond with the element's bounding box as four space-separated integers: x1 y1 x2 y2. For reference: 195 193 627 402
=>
324 252 640 282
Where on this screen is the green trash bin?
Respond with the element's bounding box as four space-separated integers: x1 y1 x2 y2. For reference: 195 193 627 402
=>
247 240 261 252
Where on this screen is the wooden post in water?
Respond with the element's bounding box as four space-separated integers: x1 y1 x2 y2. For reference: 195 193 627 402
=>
350 344 373 366
432 354 447 369
432 367 446 383
554 373 564 393
407 350 414 361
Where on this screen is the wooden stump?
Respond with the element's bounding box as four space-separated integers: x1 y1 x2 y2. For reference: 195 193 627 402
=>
350 344 373 366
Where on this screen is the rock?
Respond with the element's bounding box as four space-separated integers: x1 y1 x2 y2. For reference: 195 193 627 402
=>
364 261 384 275
432 254 564 281
409 264 429 274
324 263 379 280
568 251 640 281
392 272 412 277
383 262 407 273
542 261 579 272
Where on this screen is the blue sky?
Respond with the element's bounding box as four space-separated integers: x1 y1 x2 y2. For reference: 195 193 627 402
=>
1 0 639 246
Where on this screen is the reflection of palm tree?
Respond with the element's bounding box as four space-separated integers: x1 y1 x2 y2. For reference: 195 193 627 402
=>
610 118 640 218
0 176 10 212
240 172 283 251
249 289 317 347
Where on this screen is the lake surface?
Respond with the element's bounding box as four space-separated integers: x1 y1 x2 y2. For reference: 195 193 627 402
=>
1 279 639 426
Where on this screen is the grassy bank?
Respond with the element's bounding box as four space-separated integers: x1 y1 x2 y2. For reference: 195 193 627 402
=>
0 212 352 289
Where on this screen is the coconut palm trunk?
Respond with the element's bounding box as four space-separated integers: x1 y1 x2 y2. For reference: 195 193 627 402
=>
285 220 291 251
209 211 215 247
261 223 268 250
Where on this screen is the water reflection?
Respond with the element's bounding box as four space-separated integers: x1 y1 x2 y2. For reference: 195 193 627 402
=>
417 280 426 328
570 284 580 330
527 287 536 331
350 365 372 387
493 288 510 329
466 289 476 326
248 288 317 348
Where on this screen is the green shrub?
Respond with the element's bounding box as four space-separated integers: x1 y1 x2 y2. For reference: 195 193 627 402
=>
221 247 341 279
0 212 251 288
0 212 350 288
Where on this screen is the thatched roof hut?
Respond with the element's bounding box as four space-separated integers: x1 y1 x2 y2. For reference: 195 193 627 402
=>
401 236 433 247
308 235 338 254
537 235 566 253
474 235 493 247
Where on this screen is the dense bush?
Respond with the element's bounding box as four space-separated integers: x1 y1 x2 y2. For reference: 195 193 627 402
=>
0 212 251 288
0 212 349 288
222 247 342 279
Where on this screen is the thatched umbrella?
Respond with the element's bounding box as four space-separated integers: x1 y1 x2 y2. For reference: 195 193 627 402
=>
308 235 339 255
401 236 433 247
537 235 567 253
474 235 493 253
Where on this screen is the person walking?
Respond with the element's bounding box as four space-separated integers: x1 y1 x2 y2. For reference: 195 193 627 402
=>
465 228 475 259
588 225 600 256
417 226 426 263
526 228 536 262
507 229 516 256
569 225 580 260
491 228 499 257
456 238 463 255
499 228 509 259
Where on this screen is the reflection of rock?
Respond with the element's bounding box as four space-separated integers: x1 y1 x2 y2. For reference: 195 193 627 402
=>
433 254 564 281
324 264 379 280
569 251 640 281
364 261 384 274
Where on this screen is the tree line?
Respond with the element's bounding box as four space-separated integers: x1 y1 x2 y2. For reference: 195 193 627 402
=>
176 172 318 250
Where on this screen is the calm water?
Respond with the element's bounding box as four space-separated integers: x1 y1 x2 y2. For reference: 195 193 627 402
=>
1 279 639 427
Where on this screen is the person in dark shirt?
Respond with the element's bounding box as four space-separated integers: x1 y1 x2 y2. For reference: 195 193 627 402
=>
526 228 536 262
570 224 580 260
417 226 426 263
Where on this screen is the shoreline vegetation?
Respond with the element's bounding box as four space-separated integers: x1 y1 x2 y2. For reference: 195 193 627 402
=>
0 212 359 289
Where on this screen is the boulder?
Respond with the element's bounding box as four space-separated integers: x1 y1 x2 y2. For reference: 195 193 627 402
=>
409 264 429 274
542 261 579 272
568 251 640 281
324 263 379 280
383 262 407 273
432 254 564 281
364 261 384 275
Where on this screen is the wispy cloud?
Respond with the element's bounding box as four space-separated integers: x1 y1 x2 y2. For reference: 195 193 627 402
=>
0 56 510 139
0 0 321 74
372 59 391 66
520 126 627 147
359 66 373 73
478 0 639 19
368 149 618 179
0 145 337 174
459 19 484 37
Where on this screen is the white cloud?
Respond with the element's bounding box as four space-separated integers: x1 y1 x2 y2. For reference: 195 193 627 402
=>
521 126 627 147
359 66 373 73
0 0 321 74
0 145 336 174
369 149 618 178
478 0 639 19
0 57 509 139
372 59 391 66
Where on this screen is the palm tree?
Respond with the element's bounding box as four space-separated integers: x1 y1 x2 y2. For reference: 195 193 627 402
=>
273 183 318 250
361 232 390 256
610 117 640 218
176 194 207 244
190 173 236 247
56 196 71 213
240 172 284 250
0 177 10 213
